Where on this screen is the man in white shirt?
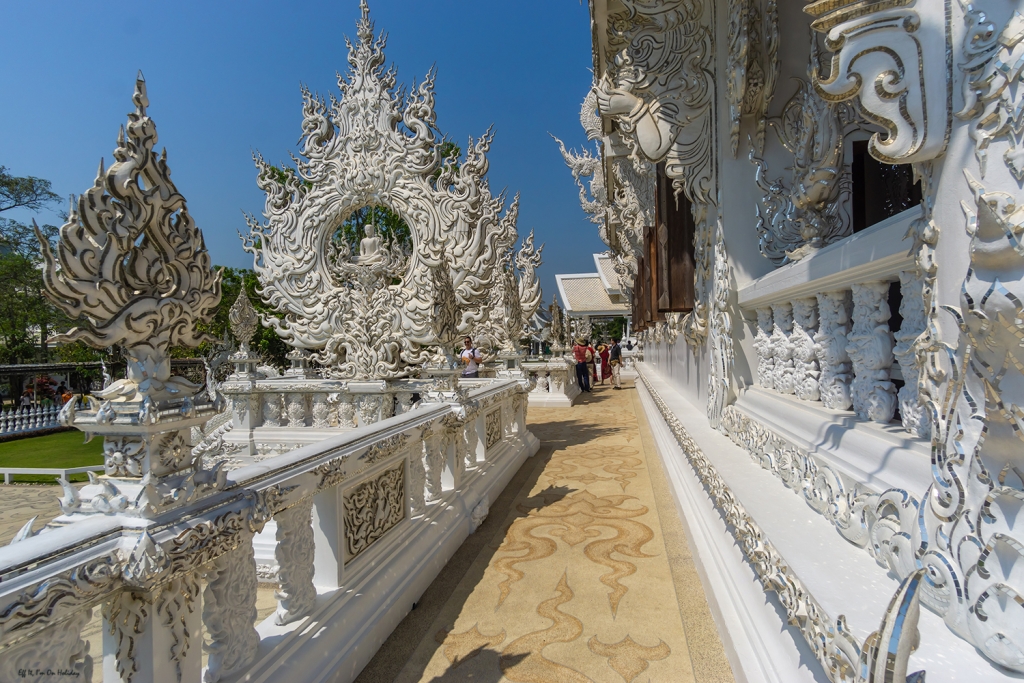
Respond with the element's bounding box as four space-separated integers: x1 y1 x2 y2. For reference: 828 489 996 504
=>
460 336 483 378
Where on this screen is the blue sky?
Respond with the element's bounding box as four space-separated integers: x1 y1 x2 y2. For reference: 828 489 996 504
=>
0 0 606 306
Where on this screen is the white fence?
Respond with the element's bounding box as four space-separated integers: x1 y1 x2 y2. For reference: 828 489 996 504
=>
0 405 61 437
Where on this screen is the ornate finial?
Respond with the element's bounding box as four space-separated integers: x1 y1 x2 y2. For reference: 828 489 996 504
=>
132 70 148 116
37 76 222 401
229 288 259 352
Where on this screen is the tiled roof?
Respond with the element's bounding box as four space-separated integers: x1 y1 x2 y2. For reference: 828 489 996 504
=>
556 274 629 314
594 253 619 293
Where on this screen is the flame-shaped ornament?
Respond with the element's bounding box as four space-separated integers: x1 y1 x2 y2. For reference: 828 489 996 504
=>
37 73 222 402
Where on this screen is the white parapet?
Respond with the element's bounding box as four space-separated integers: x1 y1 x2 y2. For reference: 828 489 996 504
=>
0 379 537 683
521 357 581 407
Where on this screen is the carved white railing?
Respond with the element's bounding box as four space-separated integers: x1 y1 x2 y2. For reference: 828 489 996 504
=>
737 208 928 436
0 379 532 683
521 357 580 407
0 405 61 436
212 374 435 463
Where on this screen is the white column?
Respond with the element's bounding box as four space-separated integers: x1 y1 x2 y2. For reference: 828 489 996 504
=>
815 290 853 411
894 270 928 437
103 575 202 683
275 498 317 625
847 281 896 423
203 536 260 682
791 298 820 401
770 302 795 394
754 306 774 389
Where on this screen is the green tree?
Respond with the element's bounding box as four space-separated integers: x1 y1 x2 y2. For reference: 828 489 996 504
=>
174 266 291 370
0 166 66 363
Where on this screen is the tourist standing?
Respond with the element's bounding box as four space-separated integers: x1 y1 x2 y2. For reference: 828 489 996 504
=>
597 343 610 385
460 336 483 378
572 337 592 392
609 338 622 389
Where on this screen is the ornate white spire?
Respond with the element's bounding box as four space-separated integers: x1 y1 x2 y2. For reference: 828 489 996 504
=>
38 72 222 401
243 2 518 379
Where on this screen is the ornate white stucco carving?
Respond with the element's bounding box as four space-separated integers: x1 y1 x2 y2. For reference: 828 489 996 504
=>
958 4 1024 179
34 73 226 519
847 282 896 423
791 298 821 402
1 610 93 683
815 290 853 410
893 270 929 437
421 428 444 503
727 0 779 157
478 231 543 353
595 0 717 346
242 2 517 379
754 307 775 389
609 157 657 299
554 91 655 301
597 0 714 205
806 0 952 163
750 71 854 265
769 302 795 395
343 462 404 561
642 372 926 683
707 221 734 427
37 73 222 403
900 172 1024 670
274 498 315 625
203 535 260 683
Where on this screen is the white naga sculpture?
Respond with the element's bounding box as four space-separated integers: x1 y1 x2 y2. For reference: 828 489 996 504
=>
36 73 225 516
243 1 518 379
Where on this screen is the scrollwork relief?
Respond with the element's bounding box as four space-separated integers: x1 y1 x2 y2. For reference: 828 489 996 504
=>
750 68 854 265
815 290 853 410
343 462 405 562
274 498 316 624
846 282 896 423
806 0 952 163
958 5 1024 179
791 298 821 402
727 0 779 157
640 371 924 682
484 409 501 449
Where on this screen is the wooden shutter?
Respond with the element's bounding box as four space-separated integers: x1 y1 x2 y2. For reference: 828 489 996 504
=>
655 164 695 312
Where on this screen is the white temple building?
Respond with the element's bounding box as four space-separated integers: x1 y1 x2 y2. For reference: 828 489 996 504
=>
555 253 630 339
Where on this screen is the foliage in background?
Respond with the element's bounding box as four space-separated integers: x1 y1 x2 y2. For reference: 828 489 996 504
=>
0 166 69 364
591 317 628 343
173 266 291 370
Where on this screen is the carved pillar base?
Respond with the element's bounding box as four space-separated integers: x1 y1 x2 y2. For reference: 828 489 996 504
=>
203 538 259 682
103 575 202 683
275 498 316 625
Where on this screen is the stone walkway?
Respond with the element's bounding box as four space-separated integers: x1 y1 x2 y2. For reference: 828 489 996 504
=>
0 484 63 545
355 378 734 683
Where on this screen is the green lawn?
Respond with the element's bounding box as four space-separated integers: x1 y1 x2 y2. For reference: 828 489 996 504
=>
0 430 104 484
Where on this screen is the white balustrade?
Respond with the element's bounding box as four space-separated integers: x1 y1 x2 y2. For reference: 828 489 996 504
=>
0 379 535 683
738 209 927 435
0 404 61 437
